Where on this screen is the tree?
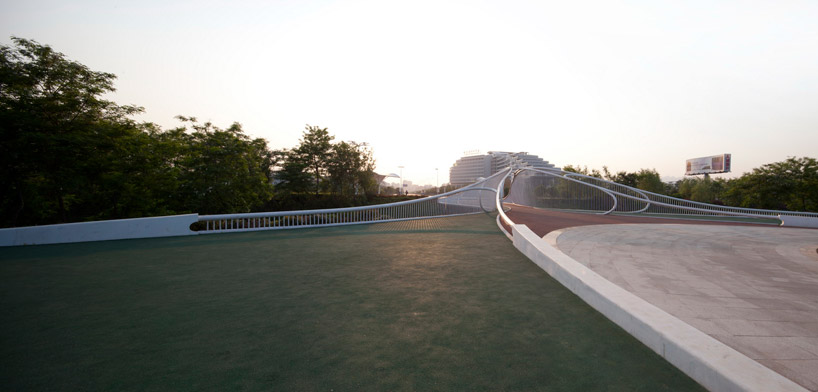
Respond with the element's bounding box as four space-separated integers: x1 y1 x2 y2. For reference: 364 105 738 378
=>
673 178 697 199
722 157 818 211
273 148 312 195
690 176 716 203
0 37 143 226
539 158 817 212
2 37 392 226
763 157 817 211
635 169 664 194
326 141 376 197
294 125 333 195
607 171 638 188
171 117 274 214
562 164 602 178
77 122 182 220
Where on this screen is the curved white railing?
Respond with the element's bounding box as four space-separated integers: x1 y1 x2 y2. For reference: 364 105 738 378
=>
516 169 620 214
198 163 817 235
563 173 651 214
500 166 818 223
197 169 509 234
495 169 515 239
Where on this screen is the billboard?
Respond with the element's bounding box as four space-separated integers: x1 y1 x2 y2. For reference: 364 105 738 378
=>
685 154 731 175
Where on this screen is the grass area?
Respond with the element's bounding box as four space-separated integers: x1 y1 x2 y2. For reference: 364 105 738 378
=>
0 214 705 391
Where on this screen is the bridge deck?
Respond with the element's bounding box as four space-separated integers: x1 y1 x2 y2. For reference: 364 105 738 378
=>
0 214 704 391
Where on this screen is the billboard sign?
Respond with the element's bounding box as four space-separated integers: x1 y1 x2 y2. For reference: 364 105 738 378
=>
686 154 731 175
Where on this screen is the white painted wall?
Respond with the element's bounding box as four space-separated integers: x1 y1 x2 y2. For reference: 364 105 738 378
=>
0 214 199 247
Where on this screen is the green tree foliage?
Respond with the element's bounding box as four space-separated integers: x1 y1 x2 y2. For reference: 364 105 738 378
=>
79 122 181 220
722 157 818 211
570 158 817 212
274 126 378 205
327 141 376 197
294 125 333 195
634 169 664 194
690 176 717 203
563 165 662 200
1 37 143 225
0 38 277 227
273 148 312 195
562 164 602 178
601 167 638 188
0 37 386 227
170 117 274 214
673 177 697 200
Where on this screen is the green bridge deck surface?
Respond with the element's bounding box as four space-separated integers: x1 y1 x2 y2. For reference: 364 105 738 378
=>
0 214 704 391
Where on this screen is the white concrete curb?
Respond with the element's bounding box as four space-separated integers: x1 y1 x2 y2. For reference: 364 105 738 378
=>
0 214 199 246
510 223 806 392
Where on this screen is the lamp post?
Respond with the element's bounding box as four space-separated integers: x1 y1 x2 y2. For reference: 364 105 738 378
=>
435 168 439 191
398 166 404 195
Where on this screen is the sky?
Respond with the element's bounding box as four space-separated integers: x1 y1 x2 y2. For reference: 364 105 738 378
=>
2 0 817 185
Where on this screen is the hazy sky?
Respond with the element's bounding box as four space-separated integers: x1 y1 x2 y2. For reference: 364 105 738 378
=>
3 0 817 185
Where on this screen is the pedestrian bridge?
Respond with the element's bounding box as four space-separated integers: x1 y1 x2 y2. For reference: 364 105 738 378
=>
2 166 817 391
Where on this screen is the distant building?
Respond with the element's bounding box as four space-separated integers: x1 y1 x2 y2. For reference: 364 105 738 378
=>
448 154 493 187
448 151 557 187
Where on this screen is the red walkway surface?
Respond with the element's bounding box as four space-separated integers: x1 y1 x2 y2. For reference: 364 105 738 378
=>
505 204 770 237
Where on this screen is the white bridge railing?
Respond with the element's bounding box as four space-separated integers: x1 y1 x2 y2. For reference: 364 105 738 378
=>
196 169 508 234
8 164 813 246
199 164 818 235
496 167 818 231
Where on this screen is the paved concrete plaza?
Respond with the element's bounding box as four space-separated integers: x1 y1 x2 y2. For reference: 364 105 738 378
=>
551 223 818 390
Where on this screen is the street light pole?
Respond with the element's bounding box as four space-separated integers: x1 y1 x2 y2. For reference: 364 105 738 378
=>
398 166 404 195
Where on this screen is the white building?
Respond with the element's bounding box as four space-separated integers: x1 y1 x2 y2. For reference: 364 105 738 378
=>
448 151 557 187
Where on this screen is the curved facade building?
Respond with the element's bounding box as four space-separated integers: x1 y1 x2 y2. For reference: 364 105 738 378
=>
449 151 557 187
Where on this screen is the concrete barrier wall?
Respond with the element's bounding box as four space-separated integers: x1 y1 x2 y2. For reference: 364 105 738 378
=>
0 214 199 247
779 215 818 228
511 224 806 392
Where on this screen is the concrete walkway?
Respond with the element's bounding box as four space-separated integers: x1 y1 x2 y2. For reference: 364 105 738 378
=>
551 223 818 390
